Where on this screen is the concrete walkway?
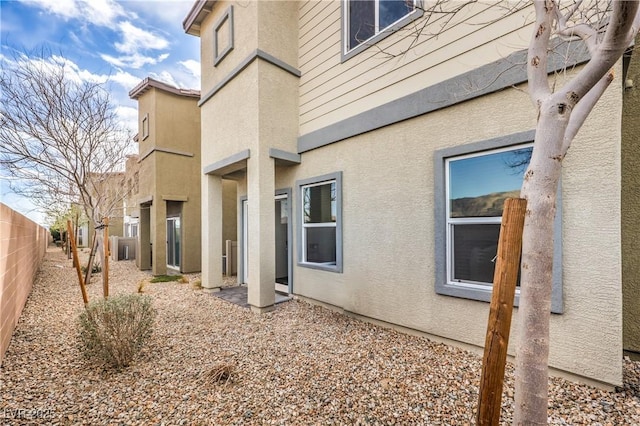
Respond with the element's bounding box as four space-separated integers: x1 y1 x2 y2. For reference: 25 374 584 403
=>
211 285 291 308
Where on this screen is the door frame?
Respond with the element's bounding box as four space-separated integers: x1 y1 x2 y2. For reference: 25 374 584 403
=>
166 216 181 270
275 188 293 294
238 190 293 293
239 196 248 284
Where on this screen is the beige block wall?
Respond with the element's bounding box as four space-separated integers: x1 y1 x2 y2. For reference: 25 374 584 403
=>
0 204 49 365
281 67 624 385
622 41 640 354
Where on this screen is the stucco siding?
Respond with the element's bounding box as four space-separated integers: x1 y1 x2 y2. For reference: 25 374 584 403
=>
257 1 299 69
298 1 534 135
623 41 640 355
201 62 259 167
287 66 623 386
200 0 259 97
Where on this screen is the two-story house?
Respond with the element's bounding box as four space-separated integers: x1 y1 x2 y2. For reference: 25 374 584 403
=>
183 0 639 388
130 77 237 275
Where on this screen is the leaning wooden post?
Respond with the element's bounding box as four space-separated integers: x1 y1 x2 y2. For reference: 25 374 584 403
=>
67 219 89 305
103 217 109 299
476 198 527 426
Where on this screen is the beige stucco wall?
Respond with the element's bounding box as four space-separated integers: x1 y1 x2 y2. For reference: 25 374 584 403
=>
622 41 640 355
135 87 202 274
279 64 624 386
194 0 625 384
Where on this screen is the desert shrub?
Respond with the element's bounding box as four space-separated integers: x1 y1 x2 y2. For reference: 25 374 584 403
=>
81 263 102 274
77 294 156 369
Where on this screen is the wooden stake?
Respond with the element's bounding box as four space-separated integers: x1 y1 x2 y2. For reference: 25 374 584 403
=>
67 219 89 305
103 217 109 299
476 198 527 426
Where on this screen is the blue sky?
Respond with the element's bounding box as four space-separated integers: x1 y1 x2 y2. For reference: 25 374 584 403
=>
449 147 532 200
1 0 201 225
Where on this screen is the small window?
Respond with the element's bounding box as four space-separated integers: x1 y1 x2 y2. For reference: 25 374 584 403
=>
142 113 149 140
343 0 421 60
434 132 563 313
297 172 343 272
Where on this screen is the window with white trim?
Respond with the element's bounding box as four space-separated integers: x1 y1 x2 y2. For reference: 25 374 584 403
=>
434 132 564 313
297 172 343 272
344 0 420 57
446 144 532 287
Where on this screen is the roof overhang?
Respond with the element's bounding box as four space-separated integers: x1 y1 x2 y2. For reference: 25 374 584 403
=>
183 0 216 36
129 77 200 100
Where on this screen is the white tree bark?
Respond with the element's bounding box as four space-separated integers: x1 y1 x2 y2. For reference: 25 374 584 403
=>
514 1 639 424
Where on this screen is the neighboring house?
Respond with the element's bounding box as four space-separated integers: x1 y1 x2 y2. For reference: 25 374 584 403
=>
129 77 237 275
183 1 639 388
87 171 126 243
123 154 140 239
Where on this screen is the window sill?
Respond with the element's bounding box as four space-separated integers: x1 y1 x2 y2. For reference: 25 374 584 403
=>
436 282 563 314
297 261 342 273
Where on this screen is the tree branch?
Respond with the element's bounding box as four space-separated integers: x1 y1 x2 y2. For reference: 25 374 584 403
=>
528 1 555 107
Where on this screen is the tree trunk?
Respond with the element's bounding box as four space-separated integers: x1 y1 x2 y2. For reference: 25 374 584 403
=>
513 103 568 425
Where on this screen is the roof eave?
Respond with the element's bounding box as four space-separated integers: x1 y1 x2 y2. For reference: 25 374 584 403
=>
183 0 216 36
129 77 200 100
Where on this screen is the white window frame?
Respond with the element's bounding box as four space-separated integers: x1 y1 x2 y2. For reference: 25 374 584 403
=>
342 0 423 61
296 172 343 273
445 144 532 289
434 131 564 313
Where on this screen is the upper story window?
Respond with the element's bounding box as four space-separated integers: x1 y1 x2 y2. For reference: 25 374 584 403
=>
343 0 421 60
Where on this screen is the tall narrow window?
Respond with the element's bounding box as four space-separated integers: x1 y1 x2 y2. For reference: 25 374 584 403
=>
297 172 343 272
344 0 420 57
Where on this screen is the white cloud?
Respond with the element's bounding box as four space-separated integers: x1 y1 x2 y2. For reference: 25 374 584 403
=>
23 0 128 27
109 70 143 92
125 0 195 26
100 52 169 70
179 59 200 79
149 70 180 88
99 21 171 70
115 105 139 134
115 21 169 54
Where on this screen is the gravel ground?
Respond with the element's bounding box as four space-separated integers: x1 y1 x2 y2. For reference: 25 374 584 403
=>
2 246 640 425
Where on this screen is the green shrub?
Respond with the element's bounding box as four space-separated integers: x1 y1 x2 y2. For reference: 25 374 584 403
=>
149 274 182 283
77 294 156 369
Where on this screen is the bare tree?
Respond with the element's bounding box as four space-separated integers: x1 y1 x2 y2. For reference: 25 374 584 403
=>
515 1 639 424
0 49 131 257
374 1 638 423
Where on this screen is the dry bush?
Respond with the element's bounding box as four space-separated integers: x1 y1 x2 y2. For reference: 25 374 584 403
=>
203 363 235 384
77 294 156 369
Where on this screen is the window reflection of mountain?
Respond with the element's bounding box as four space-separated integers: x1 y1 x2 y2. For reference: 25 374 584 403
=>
450 190 520 218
